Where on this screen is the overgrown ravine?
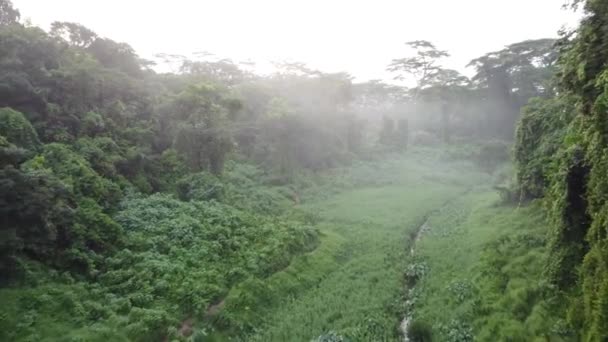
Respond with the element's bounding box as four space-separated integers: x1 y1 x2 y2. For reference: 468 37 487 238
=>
236 154 485 341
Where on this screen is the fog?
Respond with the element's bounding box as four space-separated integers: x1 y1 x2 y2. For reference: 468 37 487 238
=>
13 0 579 82
8 0 581 146
2 0 599 340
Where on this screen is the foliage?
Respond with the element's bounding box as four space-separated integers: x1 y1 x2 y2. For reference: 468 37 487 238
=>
405 259 429 286
241 151 485 341
412 192 569 341
512 1 608 339
0 167 74 277
439 319 473 342
0 135 29 167
0 0 580 340
1 188 318 340
176 171 225 202
169 83 238 175
221 162 293 215
0 108 40 150
514 96 577 198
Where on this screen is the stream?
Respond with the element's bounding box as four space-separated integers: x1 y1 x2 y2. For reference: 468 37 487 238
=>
400 217 430 341
399 189 471 341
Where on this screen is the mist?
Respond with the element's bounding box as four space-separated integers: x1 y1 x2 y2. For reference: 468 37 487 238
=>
12 0 579 80
1 0 599 341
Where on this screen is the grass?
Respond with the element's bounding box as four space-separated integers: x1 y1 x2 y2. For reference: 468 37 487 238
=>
411 190 573 341
221 148 488 341
7 146 548 342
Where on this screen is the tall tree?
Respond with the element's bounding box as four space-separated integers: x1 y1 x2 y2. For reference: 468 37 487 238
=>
468 39 557 138
387 40 449 99
50 22 98 48
420 68 470 143
170 83 240 174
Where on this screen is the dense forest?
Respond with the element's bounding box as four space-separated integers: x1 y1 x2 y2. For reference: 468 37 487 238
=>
0 0 606 340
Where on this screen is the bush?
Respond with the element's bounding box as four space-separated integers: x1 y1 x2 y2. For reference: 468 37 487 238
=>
113 193 318 318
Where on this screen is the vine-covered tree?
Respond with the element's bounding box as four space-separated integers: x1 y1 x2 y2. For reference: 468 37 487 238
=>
514 1 608 339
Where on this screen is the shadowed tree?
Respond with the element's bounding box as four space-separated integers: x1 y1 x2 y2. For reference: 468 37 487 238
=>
420 68 470 143
468 38 557 138
170 83 240 174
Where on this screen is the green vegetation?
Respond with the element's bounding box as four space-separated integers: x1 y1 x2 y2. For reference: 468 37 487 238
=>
513 1 608 340
410 191 571 341
240 152 486 341
0 148 487 341
0 163 318 341
3 0 608 340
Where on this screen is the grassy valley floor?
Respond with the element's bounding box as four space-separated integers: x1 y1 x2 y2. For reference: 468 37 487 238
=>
2 148 567 341
219 149 490 341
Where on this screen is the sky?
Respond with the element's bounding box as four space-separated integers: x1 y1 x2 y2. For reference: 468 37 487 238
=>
12 0 581 82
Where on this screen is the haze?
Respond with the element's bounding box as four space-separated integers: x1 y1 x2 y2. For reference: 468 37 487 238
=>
5 0 608 340
13 0 579 80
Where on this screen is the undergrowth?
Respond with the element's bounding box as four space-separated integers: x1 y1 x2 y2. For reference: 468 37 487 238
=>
411 191 572 341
